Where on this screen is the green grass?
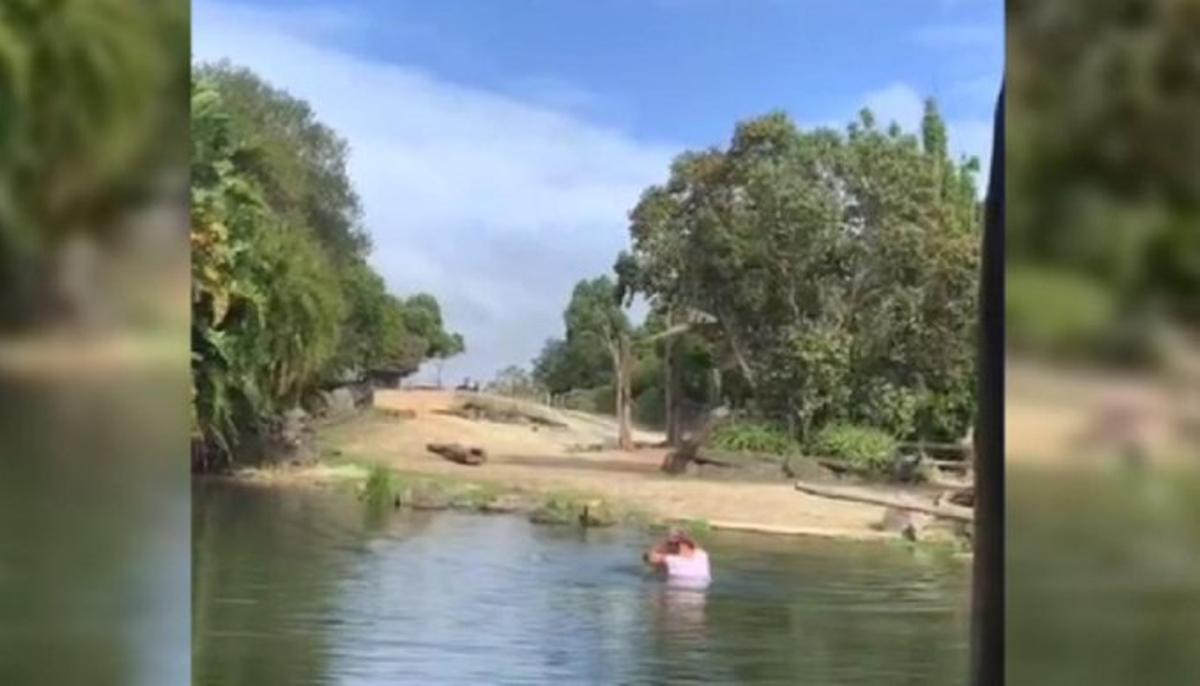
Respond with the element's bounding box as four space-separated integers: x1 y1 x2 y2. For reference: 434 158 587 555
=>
806 423 897 474
362 464 399 506
528 489 621 526
707 421 799 456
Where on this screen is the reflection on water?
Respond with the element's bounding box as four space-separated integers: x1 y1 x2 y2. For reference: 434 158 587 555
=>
193 481 969 685
656 585 708 639
0 375 189 686
1008 468 1200 683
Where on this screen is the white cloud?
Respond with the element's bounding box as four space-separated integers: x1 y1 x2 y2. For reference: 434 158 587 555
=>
863 82 926 132
194 0 678 382
860 82 994 183
193 2 997 383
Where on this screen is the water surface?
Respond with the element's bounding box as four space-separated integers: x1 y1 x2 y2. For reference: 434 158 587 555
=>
193 481 969 685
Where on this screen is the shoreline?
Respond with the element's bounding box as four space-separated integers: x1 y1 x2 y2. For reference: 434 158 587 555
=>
201 390 973 555
212 460 967 555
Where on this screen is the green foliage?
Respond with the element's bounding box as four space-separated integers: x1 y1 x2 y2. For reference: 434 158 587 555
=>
529 103 979 442
1006 265 1117 358
853 379 920 442
532 275 636 430
633 385 666 427
589 384 615 414
806 424 897 474
363 465 398 508
193 62 369 262
330 263 411 373
0 0 188 323
529 492 586 525
402 294 464 362
487 365 543 398
191 68 462 468
196 63 463 383
708 422 799 455
534 287 716 426
624 103 980 442
191 78 344 461
563 276 629 353
532 334 611 393
1009 1 1200 341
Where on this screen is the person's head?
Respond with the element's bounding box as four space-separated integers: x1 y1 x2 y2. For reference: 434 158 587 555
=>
667 529 697 553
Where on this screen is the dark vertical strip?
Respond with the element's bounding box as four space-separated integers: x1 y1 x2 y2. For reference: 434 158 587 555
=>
972 84 1006 685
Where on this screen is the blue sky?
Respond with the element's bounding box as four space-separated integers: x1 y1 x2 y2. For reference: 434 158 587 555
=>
194 0 1003 383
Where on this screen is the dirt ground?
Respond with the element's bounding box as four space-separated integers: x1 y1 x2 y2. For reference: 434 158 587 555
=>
1006 360 1197 466
317 389 946 541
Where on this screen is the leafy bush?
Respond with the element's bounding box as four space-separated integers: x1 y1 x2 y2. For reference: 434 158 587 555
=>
914 378 975 443
854 379 919 439
708 421 799 455
633 385 665 427
363 465 398 508
589 385 615 414
806 423 897 473
1007 266 1116 358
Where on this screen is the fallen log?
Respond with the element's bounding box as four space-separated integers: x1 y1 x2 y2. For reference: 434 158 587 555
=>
794 480 973 523
944 485 974 508
426 442 487 466
928 473 972 490
930 459 971 472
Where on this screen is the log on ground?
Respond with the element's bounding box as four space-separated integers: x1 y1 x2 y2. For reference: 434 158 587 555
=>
794 480 973 523
944 485 974 508
427 442 487 466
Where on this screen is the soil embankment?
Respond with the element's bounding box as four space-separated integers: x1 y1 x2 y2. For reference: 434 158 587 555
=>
306 389 957 542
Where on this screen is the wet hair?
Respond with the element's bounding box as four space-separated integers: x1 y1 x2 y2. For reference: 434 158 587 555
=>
667 530 696 550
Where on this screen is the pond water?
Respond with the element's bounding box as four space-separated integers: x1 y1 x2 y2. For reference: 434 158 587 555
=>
193 481 969 685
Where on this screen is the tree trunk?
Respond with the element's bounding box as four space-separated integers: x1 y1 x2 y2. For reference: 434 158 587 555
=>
664 328 681 446
618 334 634 451
661 405 730 474
610 335 634 451
715 303 757 390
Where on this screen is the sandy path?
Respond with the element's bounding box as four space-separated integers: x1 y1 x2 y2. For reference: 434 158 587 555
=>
321 390 905 540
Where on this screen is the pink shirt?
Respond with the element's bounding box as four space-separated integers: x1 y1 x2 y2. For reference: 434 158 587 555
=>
664 550 711 584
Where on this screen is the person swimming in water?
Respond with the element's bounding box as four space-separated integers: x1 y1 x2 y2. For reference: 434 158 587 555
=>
643 529 711 586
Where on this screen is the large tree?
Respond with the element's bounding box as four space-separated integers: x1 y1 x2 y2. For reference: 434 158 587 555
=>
623 103 981 441
193 61 369 263
560 276 636 450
